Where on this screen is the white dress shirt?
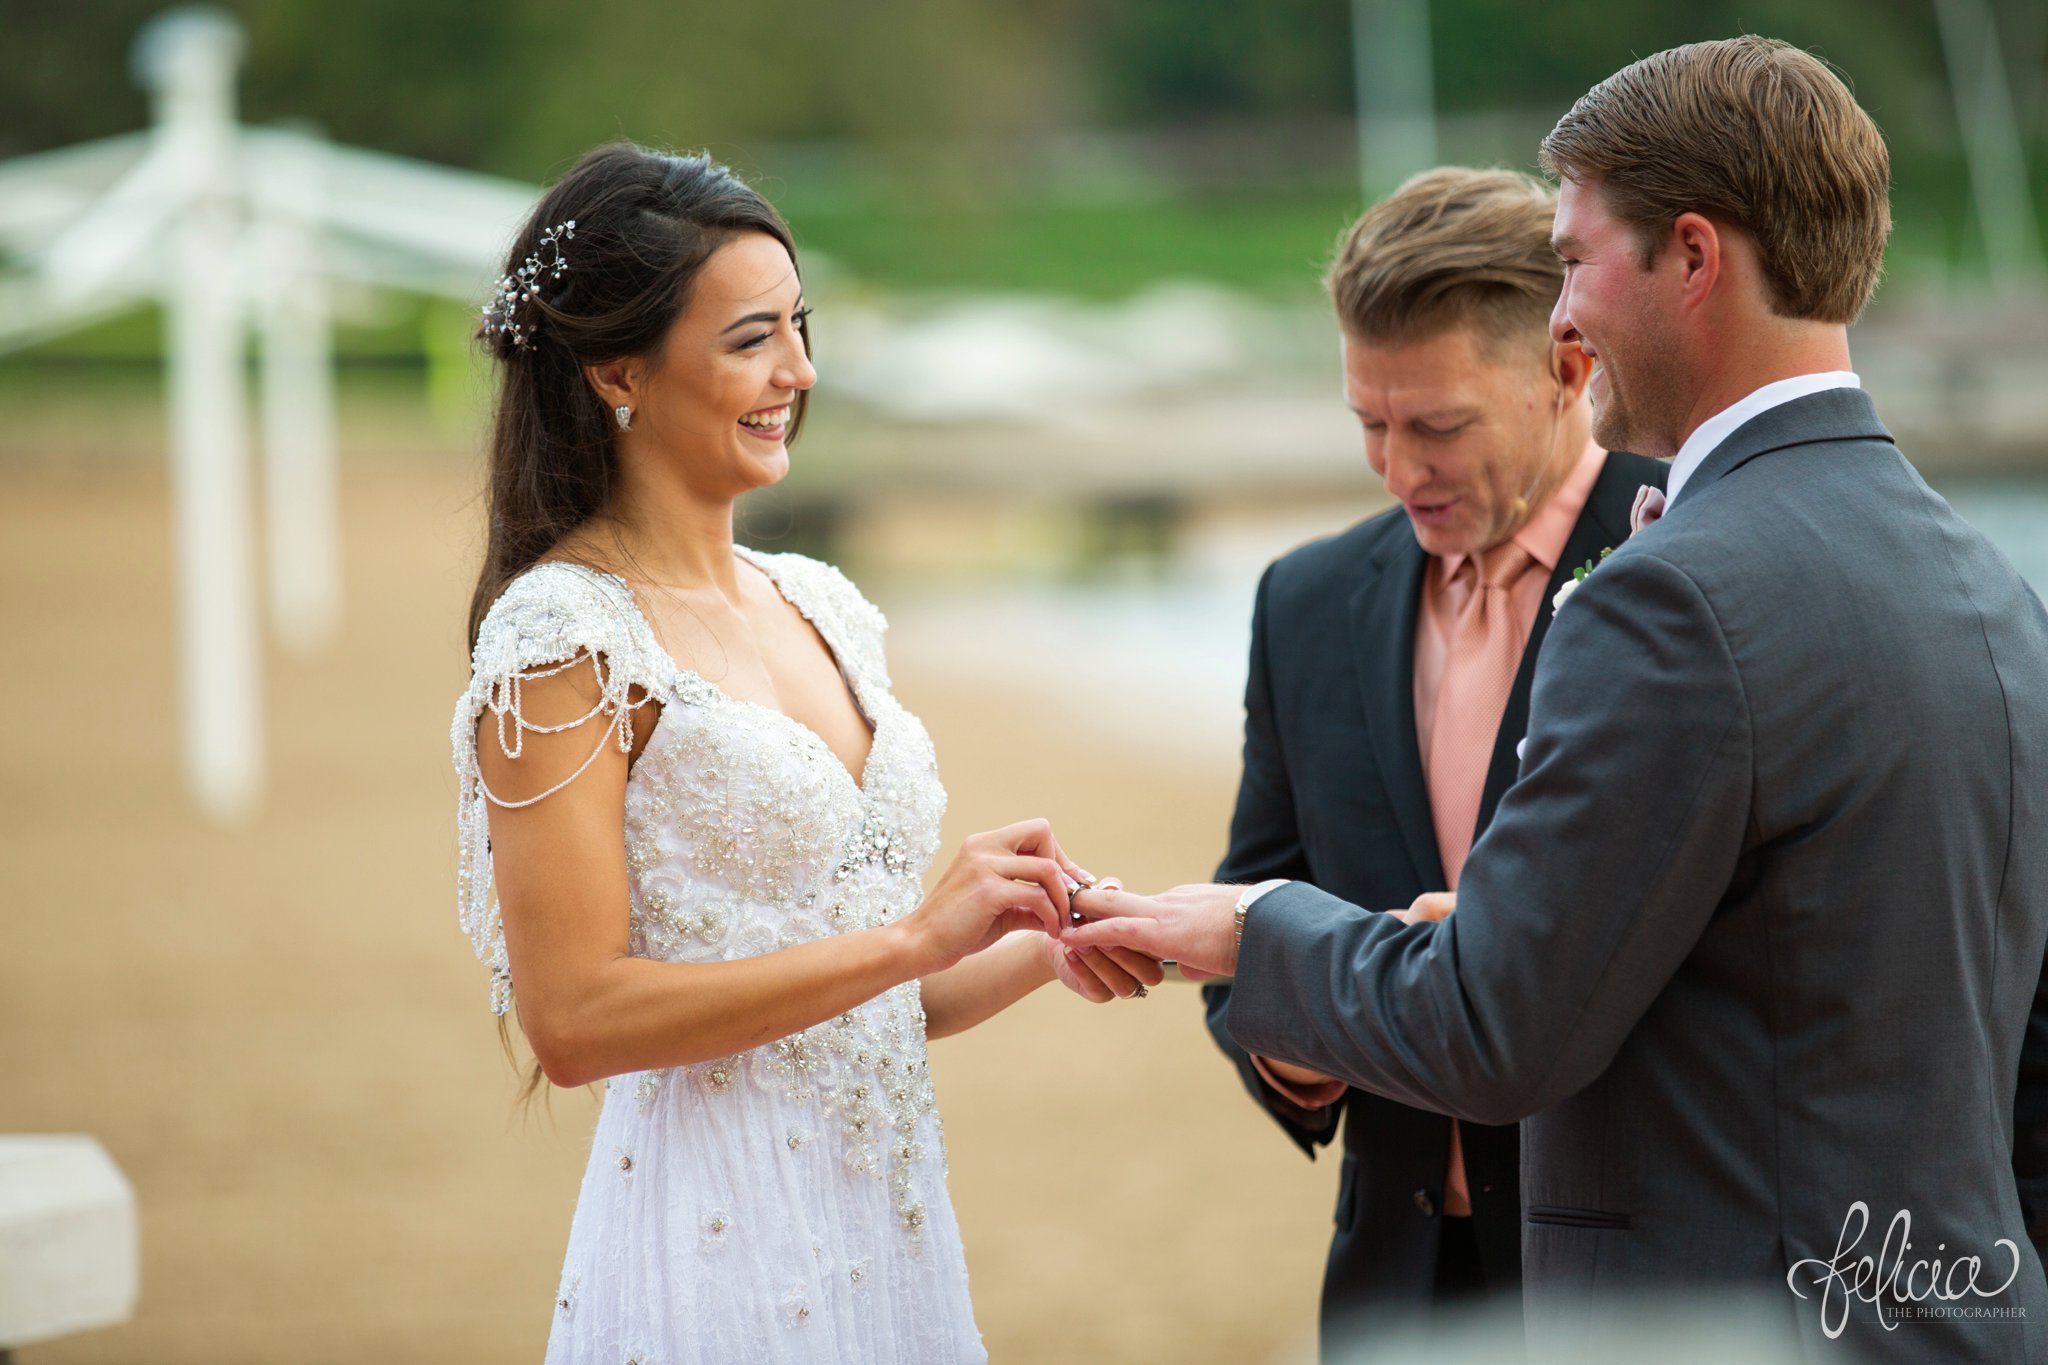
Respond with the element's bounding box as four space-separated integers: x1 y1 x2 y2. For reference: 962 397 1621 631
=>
1663 371 1861 505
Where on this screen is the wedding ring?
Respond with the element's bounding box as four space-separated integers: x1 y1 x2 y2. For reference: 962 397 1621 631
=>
1130 985 1148 1000
1067 876 1095 924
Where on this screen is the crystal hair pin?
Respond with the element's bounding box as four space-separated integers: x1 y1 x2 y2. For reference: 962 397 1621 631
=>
482 219 576 348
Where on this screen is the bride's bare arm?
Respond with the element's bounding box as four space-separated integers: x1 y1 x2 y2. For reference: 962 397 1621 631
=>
919 936 1058 1040
482 657 1071 1089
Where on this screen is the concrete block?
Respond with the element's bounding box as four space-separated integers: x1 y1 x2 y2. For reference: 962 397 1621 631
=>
0 1136 139 1349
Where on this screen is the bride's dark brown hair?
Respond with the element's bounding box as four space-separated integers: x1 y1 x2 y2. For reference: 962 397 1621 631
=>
469 144 808 1104
467 143 809 650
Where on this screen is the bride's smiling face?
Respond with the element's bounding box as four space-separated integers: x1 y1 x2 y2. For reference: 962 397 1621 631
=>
617 231 816 497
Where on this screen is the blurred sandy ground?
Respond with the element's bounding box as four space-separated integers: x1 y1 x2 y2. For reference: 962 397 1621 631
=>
0 407 1350 1361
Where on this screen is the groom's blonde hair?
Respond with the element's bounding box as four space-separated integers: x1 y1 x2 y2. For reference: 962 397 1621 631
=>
1326 166 1563 361
1539 35 1892 323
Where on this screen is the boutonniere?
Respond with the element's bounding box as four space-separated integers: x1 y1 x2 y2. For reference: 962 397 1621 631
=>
1550 547 1614 615
1630 485 1667 536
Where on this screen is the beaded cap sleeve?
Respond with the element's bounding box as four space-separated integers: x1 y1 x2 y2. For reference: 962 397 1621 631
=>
451 562 668 1014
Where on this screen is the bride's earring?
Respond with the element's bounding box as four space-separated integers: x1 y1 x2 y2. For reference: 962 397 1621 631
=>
614 405 633 432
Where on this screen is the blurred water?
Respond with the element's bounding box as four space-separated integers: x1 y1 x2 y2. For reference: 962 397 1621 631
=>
890 476 2048 765
1940 477 2048 592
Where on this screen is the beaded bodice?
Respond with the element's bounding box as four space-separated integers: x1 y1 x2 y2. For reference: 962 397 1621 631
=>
612 561 945 968
454 548 945 992
452 551 952 1229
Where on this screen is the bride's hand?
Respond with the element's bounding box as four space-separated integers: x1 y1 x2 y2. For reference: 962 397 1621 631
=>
1047 937 1166 1002
899 819 1083 975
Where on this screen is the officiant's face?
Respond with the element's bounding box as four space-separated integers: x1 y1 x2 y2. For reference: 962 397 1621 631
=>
1343 326 1585 558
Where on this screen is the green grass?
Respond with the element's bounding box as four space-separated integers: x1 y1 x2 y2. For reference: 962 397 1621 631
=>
1 296 485 368
784 186 1364 300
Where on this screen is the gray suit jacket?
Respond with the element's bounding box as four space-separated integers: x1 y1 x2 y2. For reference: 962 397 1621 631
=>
1223 389 2048 1361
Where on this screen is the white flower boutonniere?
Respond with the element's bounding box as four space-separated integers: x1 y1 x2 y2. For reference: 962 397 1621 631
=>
1550 547 1614 616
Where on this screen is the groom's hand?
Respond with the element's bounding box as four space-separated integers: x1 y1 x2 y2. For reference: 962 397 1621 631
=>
1061 882 1243 978
1062 885 1458 979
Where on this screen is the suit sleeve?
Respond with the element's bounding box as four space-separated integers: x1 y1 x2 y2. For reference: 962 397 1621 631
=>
1224 549 1753 1125
2014 957 2048 1256
1202 563 1342 1154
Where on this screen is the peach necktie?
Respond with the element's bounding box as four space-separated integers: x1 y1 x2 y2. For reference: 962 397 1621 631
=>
1424 540 1536 1222
1425 541 1537 889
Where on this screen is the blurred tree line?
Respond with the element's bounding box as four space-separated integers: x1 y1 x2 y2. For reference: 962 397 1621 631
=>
9 0 2036 167
4 0 2043 297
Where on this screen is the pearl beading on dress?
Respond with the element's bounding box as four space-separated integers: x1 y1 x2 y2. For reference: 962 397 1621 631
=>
453 563 662 1012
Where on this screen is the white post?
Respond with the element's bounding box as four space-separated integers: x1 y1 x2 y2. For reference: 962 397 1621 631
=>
256 131 341 654
1351 0 1439 201
135 9 263 822
1934 0 2045 282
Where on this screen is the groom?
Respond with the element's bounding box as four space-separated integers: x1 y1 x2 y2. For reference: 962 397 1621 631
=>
1072 37 2048 1360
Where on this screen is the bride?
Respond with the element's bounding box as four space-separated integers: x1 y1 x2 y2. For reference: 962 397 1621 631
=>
451 143 1161 1363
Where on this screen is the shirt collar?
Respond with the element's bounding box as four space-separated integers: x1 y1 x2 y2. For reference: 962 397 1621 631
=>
1664 371 1861 505
1512 437 1606 574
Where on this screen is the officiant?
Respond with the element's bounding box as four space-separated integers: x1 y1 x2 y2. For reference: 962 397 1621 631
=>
1200 166 1663 1353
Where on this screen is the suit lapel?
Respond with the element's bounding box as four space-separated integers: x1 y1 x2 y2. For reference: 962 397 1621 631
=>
1475 452 1663 831
1348 529 1446 892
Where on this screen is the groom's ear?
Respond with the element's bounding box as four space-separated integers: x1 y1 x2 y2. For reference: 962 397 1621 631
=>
1671 211 1725 311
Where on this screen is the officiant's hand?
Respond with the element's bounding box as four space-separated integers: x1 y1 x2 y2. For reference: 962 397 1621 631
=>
1397 891 1456 925
1259 1055 1341 1090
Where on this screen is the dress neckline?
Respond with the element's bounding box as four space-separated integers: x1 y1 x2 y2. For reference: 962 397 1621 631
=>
552 553 879 795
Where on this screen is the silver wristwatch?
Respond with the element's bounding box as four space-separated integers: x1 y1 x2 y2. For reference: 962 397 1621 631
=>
1233 879 1291 960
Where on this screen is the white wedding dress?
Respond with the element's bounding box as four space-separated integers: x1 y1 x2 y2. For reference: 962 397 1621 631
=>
451 549 986 1364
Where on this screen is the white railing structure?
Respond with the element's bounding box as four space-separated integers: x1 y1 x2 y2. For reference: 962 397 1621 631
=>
0 7 539 823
